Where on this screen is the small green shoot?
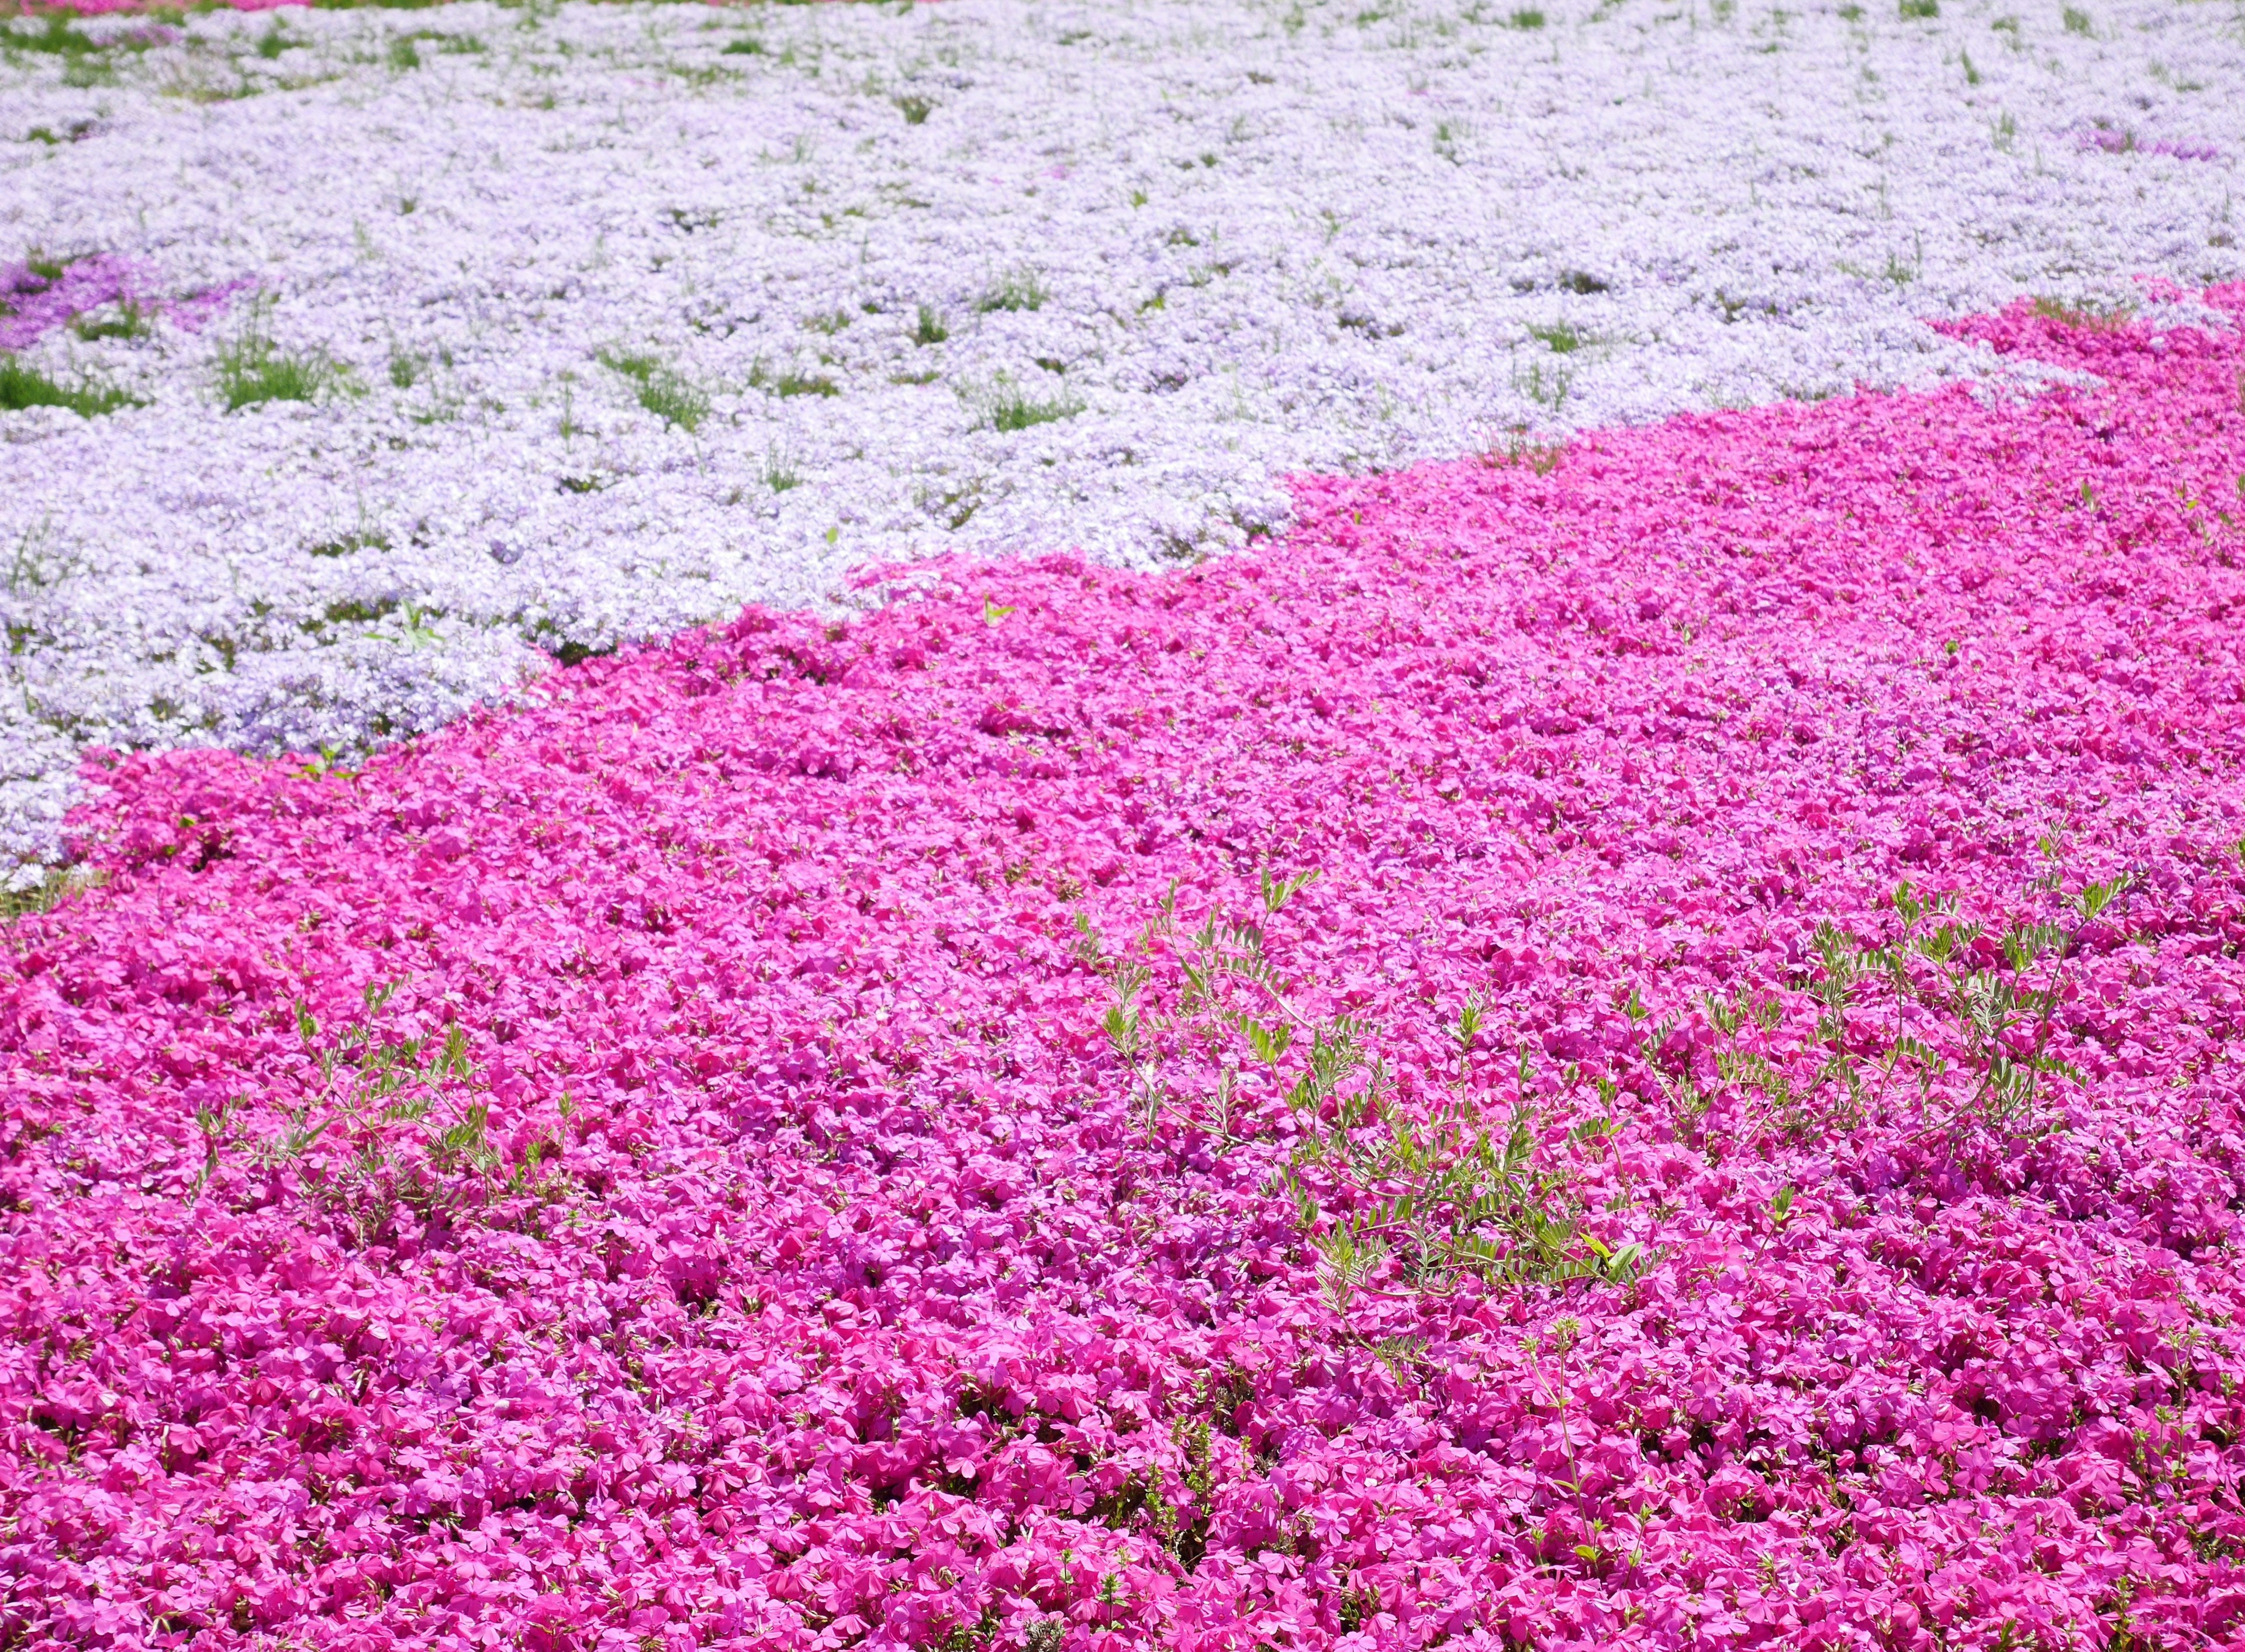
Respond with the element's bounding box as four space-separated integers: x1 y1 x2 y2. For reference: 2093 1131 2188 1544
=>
1453 991 1485 1076
1260 866 1321 913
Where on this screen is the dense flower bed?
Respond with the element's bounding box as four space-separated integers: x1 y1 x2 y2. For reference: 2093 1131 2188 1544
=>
3 292 2244 1646
1 0 2240 864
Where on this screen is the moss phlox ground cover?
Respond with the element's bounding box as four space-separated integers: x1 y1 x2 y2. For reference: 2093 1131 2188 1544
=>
6 294 2245 1646
2 0 2241 869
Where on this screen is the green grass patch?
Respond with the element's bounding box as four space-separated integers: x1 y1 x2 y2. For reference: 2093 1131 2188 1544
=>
2030 295 2136 330
970 376 1083 433
0 865 105 925
215 309 355 411
0 355 142 418
71 299 156 342
597 347 710 431
2 13 165 86
22 250 79 285
975 269 1048 314
5 14 106 58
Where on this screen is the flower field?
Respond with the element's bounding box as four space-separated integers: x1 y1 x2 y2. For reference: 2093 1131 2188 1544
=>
7 1 2245 1648
1 0 2241 863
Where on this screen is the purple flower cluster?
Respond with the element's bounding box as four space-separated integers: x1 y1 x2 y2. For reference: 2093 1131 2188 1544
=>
0 254 136 352
2081 129 2221 163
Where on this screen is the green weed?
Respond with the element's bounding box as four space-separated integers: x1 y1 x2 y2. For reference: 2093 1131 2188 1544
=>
914 304 950 345
0 355 142 418
975 269 1048 313
2031 295 2136 330
1633 868 2132 1143
597 347 710 430
969 375 1082 431
216 307 354 410
0 865 105 924
210 983 518 1226
2 12 156 78
70 299 154 342
1482 428 1566 474
6 15 98 56
1513 357 1572 411
1103 880 1643 1307
21 250 77 284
